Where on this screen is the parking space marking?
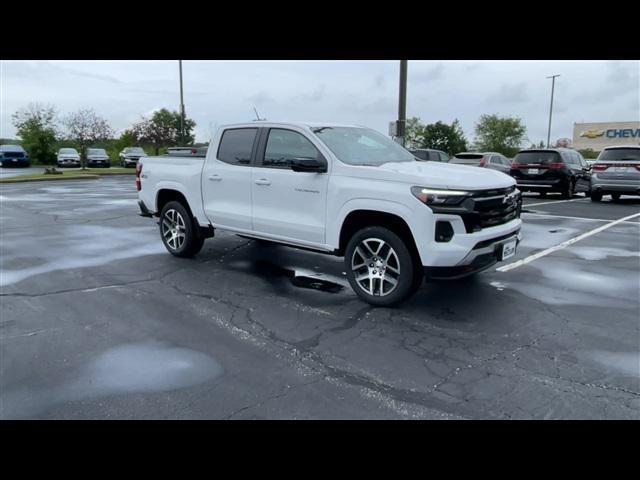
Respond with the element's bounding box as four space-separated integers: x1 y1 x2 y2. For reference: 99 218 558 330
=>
497 211 640 272
523 197 590 208
522 212 640 224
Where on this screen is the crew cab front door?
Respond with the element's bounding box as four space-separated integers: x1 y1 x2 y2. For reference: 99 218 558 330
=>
251 128 329 245
202 127 258 231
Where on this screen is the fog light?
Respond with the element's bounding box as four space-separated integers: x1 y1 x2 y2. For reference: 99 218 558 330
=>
435 221 454 242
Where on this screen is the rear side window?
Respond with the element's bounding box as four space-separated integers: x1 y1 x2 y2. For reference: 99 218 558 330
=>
514 151 562 165
411 150 429 161
598 148 640 161
217 128 258 166
262 129 322 169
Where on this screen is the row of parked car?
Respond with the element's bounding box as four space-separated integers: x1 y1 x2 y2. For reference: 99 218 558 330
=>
410 145 640 202
55 147 149 168
0 145 149 169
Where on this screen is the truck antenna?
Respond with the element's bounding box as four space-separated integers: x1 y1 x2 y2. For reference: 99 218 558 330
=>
253 107 265 121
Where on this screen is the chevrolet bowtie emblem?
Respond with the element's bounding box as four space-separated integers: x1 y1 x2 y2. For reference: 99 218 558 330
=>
580 129 605 139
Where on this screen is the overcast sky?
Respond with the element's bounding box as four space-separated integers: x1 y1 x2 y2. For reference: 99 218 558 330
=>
1 60 638 145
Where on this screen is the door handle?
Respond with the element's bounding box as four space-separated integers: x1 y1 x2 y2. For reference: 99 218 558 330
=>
254 178 271 186
208 174 222 181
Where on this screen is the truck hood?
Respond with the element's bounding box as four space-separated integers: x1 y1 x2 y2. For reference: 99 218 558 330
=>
345 160 515 190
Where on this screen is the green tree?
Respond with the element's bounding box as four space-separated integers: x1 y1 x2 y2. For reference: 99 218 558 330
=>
62 108 114 169
404 117 425 149
131 108 196 155
404 117 467 154
474 114 527 157
11 103 59 165
419 120 468 155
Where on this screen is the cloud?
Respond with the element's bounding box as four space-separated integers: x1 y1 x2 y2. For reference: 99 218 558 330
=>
412 62 445 82
487 82 529 104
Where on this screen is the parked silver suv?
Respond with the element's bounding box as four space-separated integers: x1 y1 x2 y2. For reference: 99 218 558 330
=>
590 146 640 202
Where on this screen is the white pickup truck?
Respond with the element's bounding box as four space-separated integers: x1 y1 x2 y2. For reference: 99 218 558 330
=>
137 121 522 306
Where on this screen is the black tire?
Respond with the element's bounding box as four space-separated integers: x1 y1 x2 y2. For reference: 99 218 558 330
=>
159 201 204 257
590 191 603 202
611 193 621 202
344 226 420 307
561 180 574 199
539 191 547 198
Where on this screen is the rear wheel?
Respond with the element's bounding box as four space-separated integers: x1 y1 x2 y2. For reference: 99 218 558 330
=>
345 226 420 307
561 180 574 199
611 193 621 202
159 201 204 257
590 191 603 202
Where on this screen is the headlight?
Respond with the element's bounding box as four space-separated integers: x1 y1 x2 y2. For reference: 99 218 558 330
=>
411 186 469 206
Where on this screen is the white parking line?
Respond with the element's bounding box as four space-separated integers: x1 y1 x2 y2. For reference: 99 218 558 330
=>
522 212 640 224
497 212 640 272
523 197 590 208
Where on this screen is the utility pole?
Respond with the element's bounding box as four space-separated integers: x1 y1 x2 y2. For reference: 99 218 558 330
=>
546 74 560 148
397 60 408 146
179 60 186 145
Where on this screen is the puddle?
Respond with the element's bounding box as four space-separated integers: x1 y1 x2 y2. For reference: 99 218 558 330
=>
519 223 581 250
0 224 165 287
569 246 640 261
498 257 640 308
0 341 223 419
251 260 346 294
585 351 640 377
490 281 507 291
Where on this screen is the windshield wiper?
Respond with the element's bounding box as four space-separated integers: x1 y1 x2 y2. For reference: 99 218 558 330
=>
311 127 333 134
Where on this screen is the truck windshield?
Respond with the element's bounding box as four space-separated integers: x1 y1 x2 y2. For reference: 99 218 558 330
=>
311 126 415 166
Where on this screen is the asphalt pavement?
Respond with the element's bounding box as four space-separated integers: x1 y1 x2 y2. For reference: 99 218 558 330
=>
1 177 638 419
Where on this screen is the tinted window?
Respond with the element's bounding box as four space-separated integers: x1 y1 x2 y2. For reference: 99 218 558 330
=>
438 152 449 162
598 148 640 161
411 150 429 161
514 151 562 165
263 129 321 168
217 128 257 166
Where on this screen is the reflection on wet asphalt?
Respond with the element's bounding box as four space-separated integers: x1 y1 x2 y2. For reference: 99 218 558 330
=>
1 178 639 419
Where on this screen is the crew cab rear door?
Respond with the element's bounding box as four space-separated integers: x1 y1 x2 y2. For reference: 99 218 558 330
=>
201 127 258 230
251 127 329 245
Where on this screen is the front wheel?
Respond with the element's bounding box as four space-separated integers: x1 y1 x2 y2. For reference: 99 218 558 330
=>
345 226 420 307
159 201 204 257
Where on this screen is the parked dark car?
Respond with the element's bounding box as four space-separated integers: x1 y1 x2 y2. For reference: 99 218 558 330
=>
86 148 111 168
119 147 147 167
410 148 449 162
0 145 30 167
510 148 591 198
449 152 511 174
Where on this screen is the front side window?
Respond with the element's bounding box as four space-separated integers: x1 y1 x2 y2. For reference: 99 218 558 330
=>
312 126 414 166
217 128 258 166
263 129 322 168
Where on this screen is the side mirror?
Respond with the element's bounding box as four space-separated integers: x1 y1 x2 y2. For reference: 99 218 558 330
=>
290 157 327 173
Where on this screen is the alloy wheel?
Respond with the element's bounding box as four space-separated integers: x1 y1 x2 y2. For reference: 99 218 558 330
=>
351 238 401 297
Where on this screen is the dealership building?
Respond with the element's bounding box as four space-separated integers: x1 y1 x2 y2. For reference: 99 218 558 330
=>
572 121 640 152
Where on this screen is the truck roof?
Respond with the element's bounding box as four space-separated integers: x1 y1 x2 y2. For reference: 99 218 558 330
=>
217 120 366 130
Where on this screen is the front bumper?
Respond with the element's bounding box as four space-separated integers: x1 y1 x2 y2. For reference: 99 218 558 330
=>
0 158 30 167
424 229 521 279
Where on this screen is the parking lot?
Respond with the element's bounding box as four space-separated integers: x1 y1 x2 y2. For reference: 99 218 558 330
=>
0 176 638 419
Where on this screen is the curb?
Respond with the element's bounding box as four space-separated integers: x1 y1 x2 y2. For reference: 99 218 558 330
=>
0 174 100 184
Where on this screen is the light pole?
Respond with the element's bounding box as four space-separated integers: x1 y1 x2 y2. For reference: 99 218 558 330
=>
546 74 560 148
397 60 408 146
179 60 185 145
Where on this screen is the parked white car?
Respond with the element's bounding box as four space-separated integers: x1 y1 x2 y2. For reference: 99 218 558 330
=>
137 122 522 306
57 148 81 167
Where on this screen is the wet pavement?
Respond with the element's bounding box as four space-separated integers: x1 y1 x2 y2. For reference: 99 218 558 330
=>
1 177 639 419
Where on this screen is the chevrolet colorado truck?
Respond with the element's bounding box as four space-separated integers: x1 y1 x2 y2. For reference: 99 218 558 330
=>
137 122 522 306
